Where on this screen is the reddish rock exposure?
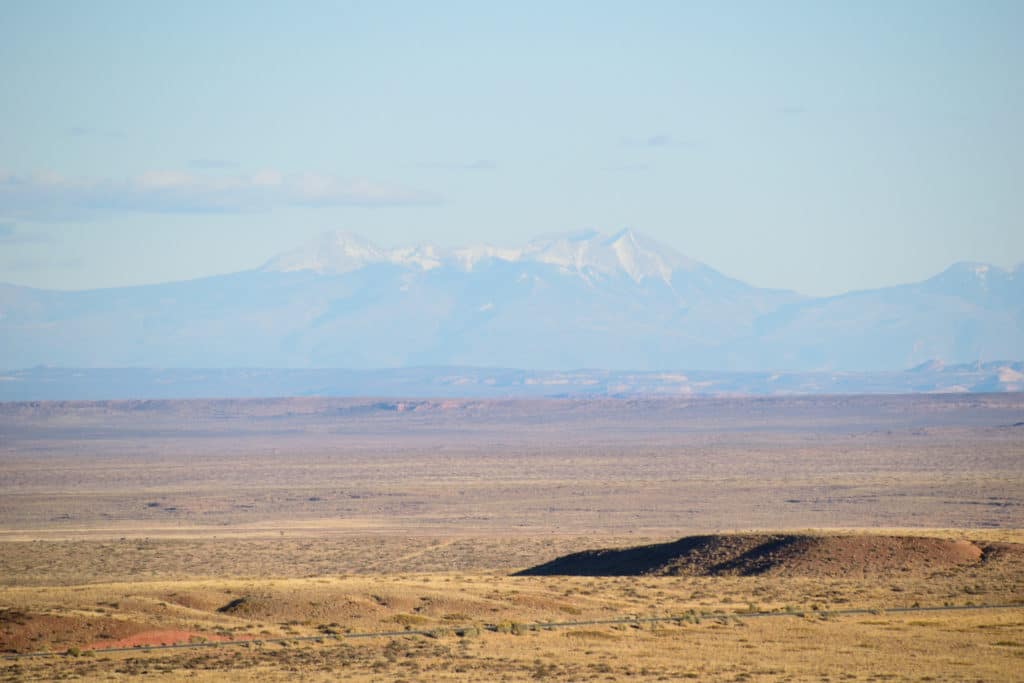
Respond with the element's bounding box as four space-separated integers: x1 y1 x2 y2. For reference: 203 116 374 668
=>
86 629 238 650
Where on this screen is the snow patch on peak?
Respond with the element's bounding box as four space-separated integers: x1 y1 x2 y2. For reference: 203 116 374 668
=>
607 229 680 283
944 261 1002 276
390 243 445 271
525 228 696 284
930 261 1014 288
263 228 701 283
452 245 524 271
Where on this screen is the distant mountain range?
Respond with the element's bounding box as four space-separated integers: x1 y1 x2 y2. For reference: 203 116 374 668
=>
1 229 1022 376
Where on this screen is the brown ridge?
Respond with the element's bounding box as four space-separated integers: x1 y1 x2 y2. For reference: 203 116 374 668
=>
515 533 1020 577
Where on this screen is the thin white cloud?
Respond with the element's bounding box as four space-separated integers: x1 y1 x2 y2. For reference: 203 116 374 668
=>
619 134 688 148
602 163 651 172
66 126 124 139
187 158 238 169
2 256 82 271
415 159 497 170
0 168 440 220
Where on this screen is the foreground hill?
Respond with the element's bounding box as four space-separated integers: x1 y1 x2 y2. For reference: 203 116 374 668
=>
3 530 1024 682
1 229 1022 371
517 533 1024 577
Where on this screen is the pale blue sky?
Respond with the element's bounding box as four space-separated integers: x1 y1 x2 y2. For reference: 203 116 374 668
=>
1 1 1021 295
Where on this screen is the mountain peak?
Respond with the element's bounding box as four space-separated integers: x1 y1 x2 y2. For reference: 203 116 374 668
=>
262 229 701 283
940 261 1003 276
522 229 697 284
605 227 637 244
927 261 1012 287
261 230 385 274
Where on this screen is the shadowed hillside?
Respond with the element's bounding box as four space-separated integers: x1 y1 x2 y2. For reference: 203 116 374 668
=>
516 534 1023 577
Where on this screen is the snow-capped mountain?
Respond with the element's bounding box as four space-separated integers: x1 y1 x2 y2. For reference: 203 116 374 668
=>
262 229 698 285
1 229 1021 373
262 231 447 274
501 229 699 284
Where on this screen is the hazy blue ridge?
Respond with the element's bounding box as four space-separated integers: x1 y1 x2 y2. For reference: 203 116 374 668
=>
0 232 1021 376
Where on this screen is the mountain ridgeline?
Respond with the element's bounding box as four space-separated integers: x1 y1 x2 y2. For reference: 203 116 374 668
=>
1 229 1021 373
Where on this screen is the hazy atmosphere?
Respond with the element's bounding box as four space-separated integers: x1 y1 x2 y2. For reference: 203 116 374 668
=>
2 5 1023 680
2 1 1022 296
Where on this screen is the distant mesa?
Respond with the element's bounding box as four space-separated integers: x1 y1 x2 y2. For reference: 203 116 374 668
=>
515 534 1022 577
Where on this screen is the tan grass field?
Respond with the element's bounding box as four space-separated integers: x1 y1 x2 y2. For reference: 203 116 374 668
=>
2 395 1022 680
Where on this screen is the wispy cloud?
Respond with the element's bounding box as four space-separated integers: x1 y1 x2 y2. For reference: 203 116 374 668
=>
188 158 238 170
416 159 497 170
602 163 651 172
66 126 124 139
0 169 440 219
2 256 82 271
620 134 687 148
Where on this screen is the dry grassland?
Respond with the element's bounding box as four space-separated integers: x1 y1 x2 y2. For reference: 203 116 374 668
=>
3 561 1023 681
1 395 1022 680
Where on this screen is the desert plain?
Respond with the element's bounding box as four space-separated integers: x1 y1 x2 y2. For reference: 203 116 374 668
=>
1 394 1022 681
